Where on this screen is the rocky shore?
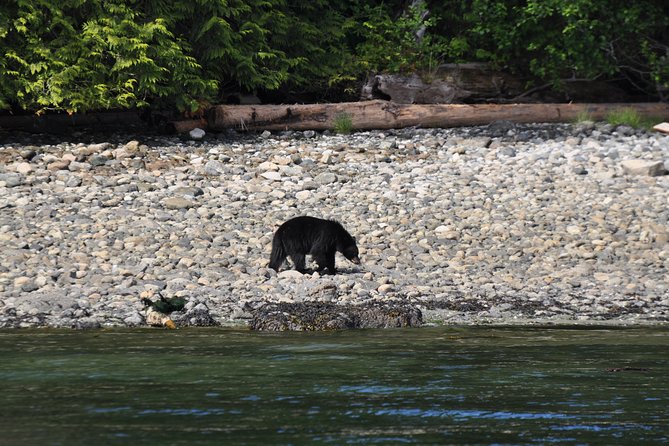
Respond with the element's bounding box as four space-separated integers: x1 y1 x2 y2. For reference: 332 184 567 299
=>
1 121 668 329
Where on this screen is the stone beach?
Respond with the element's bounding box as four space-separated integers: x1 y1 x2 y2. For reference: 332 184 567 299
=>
1 120 668 329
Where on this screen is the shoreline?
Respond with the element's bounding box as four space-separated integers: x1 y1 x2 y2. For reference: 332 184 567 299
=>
1 121 668 329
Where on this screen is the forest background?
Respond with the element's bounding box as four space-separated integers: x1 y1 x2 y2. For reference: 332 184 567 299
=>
1 0 668 116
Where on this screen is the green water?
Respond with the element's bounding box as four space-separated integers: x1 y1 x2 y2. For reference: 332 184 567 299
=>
1 327 668 445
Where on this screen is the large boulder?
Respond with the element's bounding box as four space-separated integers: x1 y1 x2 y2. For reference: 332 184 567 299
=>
248 302 423 331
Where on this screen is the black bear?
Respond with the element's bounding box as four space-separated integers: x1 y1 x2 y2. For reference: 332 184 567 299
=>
269 216 360 275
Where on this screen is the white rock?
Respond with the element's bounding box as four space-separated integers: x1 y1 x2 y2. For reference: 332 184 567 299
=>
295 190 312 201
261 171 282 181
378 284 395 294
278 270 305 279
258 161 278 171
112 148 131 159
652 122 669 134
566 225 581 235
620 159 667 176
14 162 32 174
189 128 206 140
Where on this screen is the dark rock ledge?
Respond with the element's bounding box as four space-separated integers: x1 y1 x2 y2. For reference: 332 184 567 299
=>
248 302 423 331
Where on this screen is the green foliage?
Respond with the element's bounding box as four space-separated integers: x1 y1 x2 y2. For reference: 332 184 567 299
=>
1 0 215 114
333 112 353 134
345 2 450 75
461 0 669 94
605 108 658 129
573 110 593 123
0 0 347 113
1 0 668 114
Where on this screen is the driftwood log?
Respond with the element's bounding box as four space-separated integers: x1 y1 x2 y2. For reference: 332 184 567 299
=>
207 100 669 132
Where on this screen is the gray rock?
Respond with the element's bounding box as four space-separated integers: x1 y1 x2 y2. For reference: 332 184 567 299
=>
20 147 38 160
0 173 22 187
174 186 204 197
88 155 109 167
123 311 145 326
314 172 337 185
163 197 196 209
620 159 667 176
65 176 83 188
204 160 224 175
68 161 91 172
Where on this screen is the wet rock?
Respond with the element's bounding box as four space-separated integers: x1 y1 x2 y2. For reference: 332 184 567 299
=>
248 302 423 331
172 303 218 326
145 308 176 329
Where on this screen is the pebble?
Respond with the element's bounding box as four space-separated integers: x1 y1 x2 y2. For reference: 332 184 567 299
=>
162 197 196 209
1 122 668 328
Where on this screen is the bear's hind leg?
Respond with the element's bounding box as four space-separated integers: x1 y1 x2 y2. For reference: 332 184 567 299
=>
290 253 307 273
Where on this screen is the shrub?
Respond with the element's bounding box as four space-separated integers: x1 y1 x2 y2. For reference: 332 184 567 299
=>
574 110 593 123
333 112 353 134
0 0 347 113
460 0 669 96
605 108 660 129
1 1 668 114
0 0 216 114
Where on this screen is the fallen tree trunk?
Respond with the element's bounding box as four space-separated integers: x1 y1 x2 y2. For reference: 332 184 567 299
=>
208 100 669 131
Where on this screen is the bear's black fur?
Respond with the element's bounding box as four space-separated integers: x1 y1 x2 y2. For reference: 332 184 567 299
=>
269 216 360 275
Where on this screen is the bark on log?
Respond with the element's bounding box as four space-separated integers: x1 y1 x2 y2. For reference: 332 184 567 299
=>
208 100 669 131
169 119 207 133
